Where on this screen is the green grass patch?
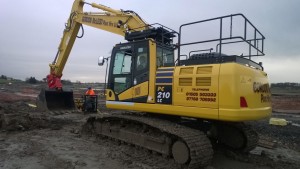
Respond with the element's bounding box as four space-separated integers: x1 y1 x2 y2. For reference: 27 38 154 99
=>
0 79 8 84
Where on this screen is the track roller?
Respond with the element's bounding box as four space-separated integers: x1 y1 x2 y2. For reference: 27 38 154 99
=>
172 140 189 164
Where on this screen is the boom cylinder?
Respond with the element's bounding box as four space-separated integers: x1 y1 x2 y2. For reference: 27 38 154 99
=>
91 3 122 14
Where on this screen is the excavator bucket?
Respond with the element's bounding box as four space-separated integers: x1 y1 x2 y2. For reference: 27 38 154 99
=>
36 88 76 111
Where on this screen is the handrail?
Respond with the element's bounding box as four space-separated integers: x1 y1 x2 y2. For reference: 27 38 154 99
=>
177 13 265 65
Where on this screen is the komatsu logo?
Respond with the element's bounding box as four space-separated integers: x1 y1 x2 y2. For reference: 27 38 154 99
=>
120 46 131 50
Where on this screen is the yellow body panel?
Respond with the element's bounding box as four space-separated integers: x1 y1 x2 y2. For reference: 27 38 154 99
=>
173 64 220 109
106 101 219 120
112 81 149 101
107 81 149 101
117 87 133 101
106 89 116 101
132 81 149 98
218 63 271 121
108 57 271 122
148 40 156 103
219 107 271 121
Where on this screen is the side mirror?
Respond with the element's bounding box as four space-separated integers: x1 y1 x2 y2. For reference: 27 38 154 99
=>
98 56 105 66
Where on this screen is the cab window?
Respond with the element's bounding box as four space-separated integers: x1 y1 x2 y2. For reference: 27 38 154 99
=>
156 47 174 67
112 50 132 94
113 50 132 74
136 47 148 71
113 77 131 94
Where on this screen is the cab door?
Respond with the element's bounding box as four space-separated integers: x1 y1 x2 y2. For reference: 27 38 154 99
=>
107 45 133 102
107 41 150 103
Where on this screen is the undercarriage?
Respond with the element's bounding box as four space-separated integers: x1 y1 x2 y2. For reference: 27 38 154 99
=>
82 112 258 168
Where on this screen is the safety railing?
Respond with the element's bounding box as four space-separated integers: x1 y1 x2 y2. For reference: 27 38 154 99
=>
178 13 265 64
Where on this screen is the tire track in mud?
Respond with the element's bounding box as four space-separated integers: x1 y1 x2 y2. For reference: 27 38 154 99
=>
1 121 179 169
0 131 75 169
95 136 181 169
1 109 299 169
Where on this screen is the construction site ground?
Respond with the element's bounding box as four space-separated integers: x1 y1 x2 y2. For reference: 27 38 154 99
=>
0 82 300 169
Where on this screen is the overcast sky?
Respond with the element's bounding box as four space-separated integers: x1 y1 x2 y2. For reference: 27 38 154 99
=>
1 0 299 83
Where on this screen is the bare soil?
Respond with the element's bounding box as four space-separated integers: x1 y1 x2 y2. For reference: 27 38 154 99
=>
272 94 300 111
0 82 299 169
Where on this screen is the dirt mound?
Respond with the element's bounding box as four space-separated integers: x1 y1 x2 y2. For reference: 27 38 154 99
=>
0 102 70 131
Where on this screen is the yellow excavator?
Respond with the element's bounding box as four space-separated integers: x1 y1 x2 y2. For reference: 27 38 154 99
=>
37 0 272 168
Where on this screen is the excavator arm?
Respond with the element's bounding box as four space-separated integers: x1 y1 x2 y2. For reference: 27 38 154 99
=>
47 0 148 89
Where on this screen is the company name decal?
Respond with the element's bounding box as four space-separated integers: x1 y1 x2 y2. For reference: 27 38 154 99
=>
82 16 118 27
253 82 271 103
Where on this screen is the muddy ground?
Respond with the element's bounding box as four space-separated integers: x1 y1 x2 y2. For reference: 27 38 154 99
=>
0 82 300 169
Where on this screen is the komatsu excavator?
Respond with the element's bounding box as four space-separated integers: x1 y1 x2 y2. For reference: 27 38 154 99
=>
37 0 272 168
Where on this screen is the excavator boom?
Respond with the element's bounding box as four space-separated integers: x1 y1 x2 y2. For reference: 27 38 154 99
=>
38 0 148 111
49 0 148 88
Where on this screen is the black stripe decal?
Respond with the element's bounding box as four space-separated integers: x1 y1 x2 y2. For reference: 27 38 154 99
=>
156 72 173 77
157 68 174 71
156 78 173 83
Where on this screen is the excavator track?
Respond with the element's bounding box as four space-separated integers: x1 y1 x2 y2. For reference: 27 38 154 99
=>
166 118 258 153
212 122 258 152
82 113 213 168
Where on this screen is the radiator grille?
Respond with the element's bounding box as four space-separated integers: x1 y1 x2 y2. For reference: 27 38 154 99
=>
196 77 211 86
179 78 193 86
197 66 212 74
180 67 194 75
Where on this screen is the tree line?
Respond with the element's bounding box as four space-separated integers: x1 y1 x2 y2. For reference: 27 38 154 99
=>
0 75 72 85
271 83 300 89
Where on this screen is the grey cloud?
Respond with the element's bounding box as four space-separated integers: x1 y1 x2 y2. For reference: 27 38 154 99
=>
0 0 299 83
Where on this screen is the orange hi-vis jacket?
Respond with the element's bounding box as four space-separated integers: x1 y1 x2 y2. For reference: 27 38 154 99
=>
85 89 96 95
